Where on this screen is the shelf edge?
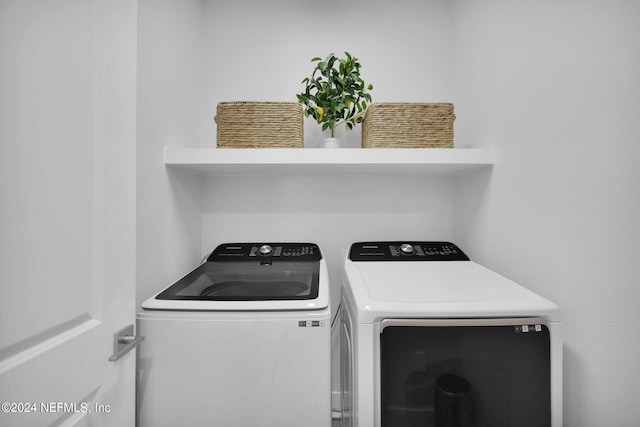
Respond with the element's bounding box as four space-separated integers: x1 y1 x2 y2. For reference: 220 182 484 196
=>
164 147 495 176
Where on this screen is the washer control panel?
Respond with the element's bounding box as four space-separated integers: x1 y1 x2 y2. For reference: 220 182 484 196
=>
349 241 469 261
208 243 322 262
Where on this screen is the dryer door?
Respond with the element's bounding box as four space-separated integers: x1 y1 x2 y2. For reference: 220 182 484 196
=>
380 318 551 427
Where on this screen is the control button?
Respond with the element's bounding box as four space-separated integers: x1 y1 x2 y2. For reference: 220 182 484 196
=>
259 245 273 255
400 243 414 254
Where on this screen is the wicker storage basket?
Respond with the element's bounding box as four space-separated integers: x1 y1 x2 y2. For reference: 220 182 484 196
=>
214 102 303 148
362 103 455 148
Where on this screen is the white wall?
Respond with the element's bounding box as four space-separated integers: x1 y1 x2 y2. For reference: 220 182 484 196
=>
452 1 640 425
137 0 205 304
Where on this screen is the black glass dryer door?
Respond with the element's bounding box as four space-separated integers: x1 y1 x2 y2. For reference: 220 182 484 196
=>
380 319 551 427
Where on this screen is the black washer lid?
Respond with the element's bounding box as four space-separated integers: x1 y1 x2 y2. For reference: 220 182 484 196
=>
349 241 469 261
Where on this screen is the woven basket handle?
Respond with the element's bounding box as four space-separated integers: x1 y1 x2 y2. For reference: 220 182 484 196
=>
354 109 367 123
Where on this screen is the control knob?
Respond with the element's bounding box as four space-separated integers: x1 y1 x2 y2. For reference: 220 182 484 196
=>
400 243 414 254
259 244 273 255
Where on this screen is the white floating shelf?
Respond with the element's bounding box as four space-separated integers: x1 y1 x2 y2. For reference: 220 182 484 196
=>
164 147 495 176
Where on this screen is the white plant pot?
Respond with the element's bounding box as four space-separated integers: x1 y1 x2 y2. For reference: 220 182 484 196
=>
323 137 340 149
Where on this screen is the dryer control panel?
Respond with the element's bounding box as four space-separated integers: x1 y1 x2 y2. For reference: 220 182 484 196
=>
349 241 469 261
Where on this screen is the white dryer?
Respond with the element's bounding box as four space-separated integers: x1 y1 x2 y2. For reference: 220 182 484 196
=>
340 241 562 427
138 243 331 427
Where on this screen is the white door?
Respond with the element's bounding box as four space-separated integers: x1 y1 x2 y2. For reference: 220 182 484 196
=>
0 1 137 426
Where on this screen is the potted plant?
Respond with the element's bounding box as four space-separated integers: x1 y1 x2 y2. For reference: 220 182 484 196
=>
297 52 373 148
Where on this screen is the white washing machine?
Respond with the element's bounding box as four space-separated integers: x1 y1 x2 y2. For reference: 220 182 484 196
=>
137 243 331 427
340 241 562 427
